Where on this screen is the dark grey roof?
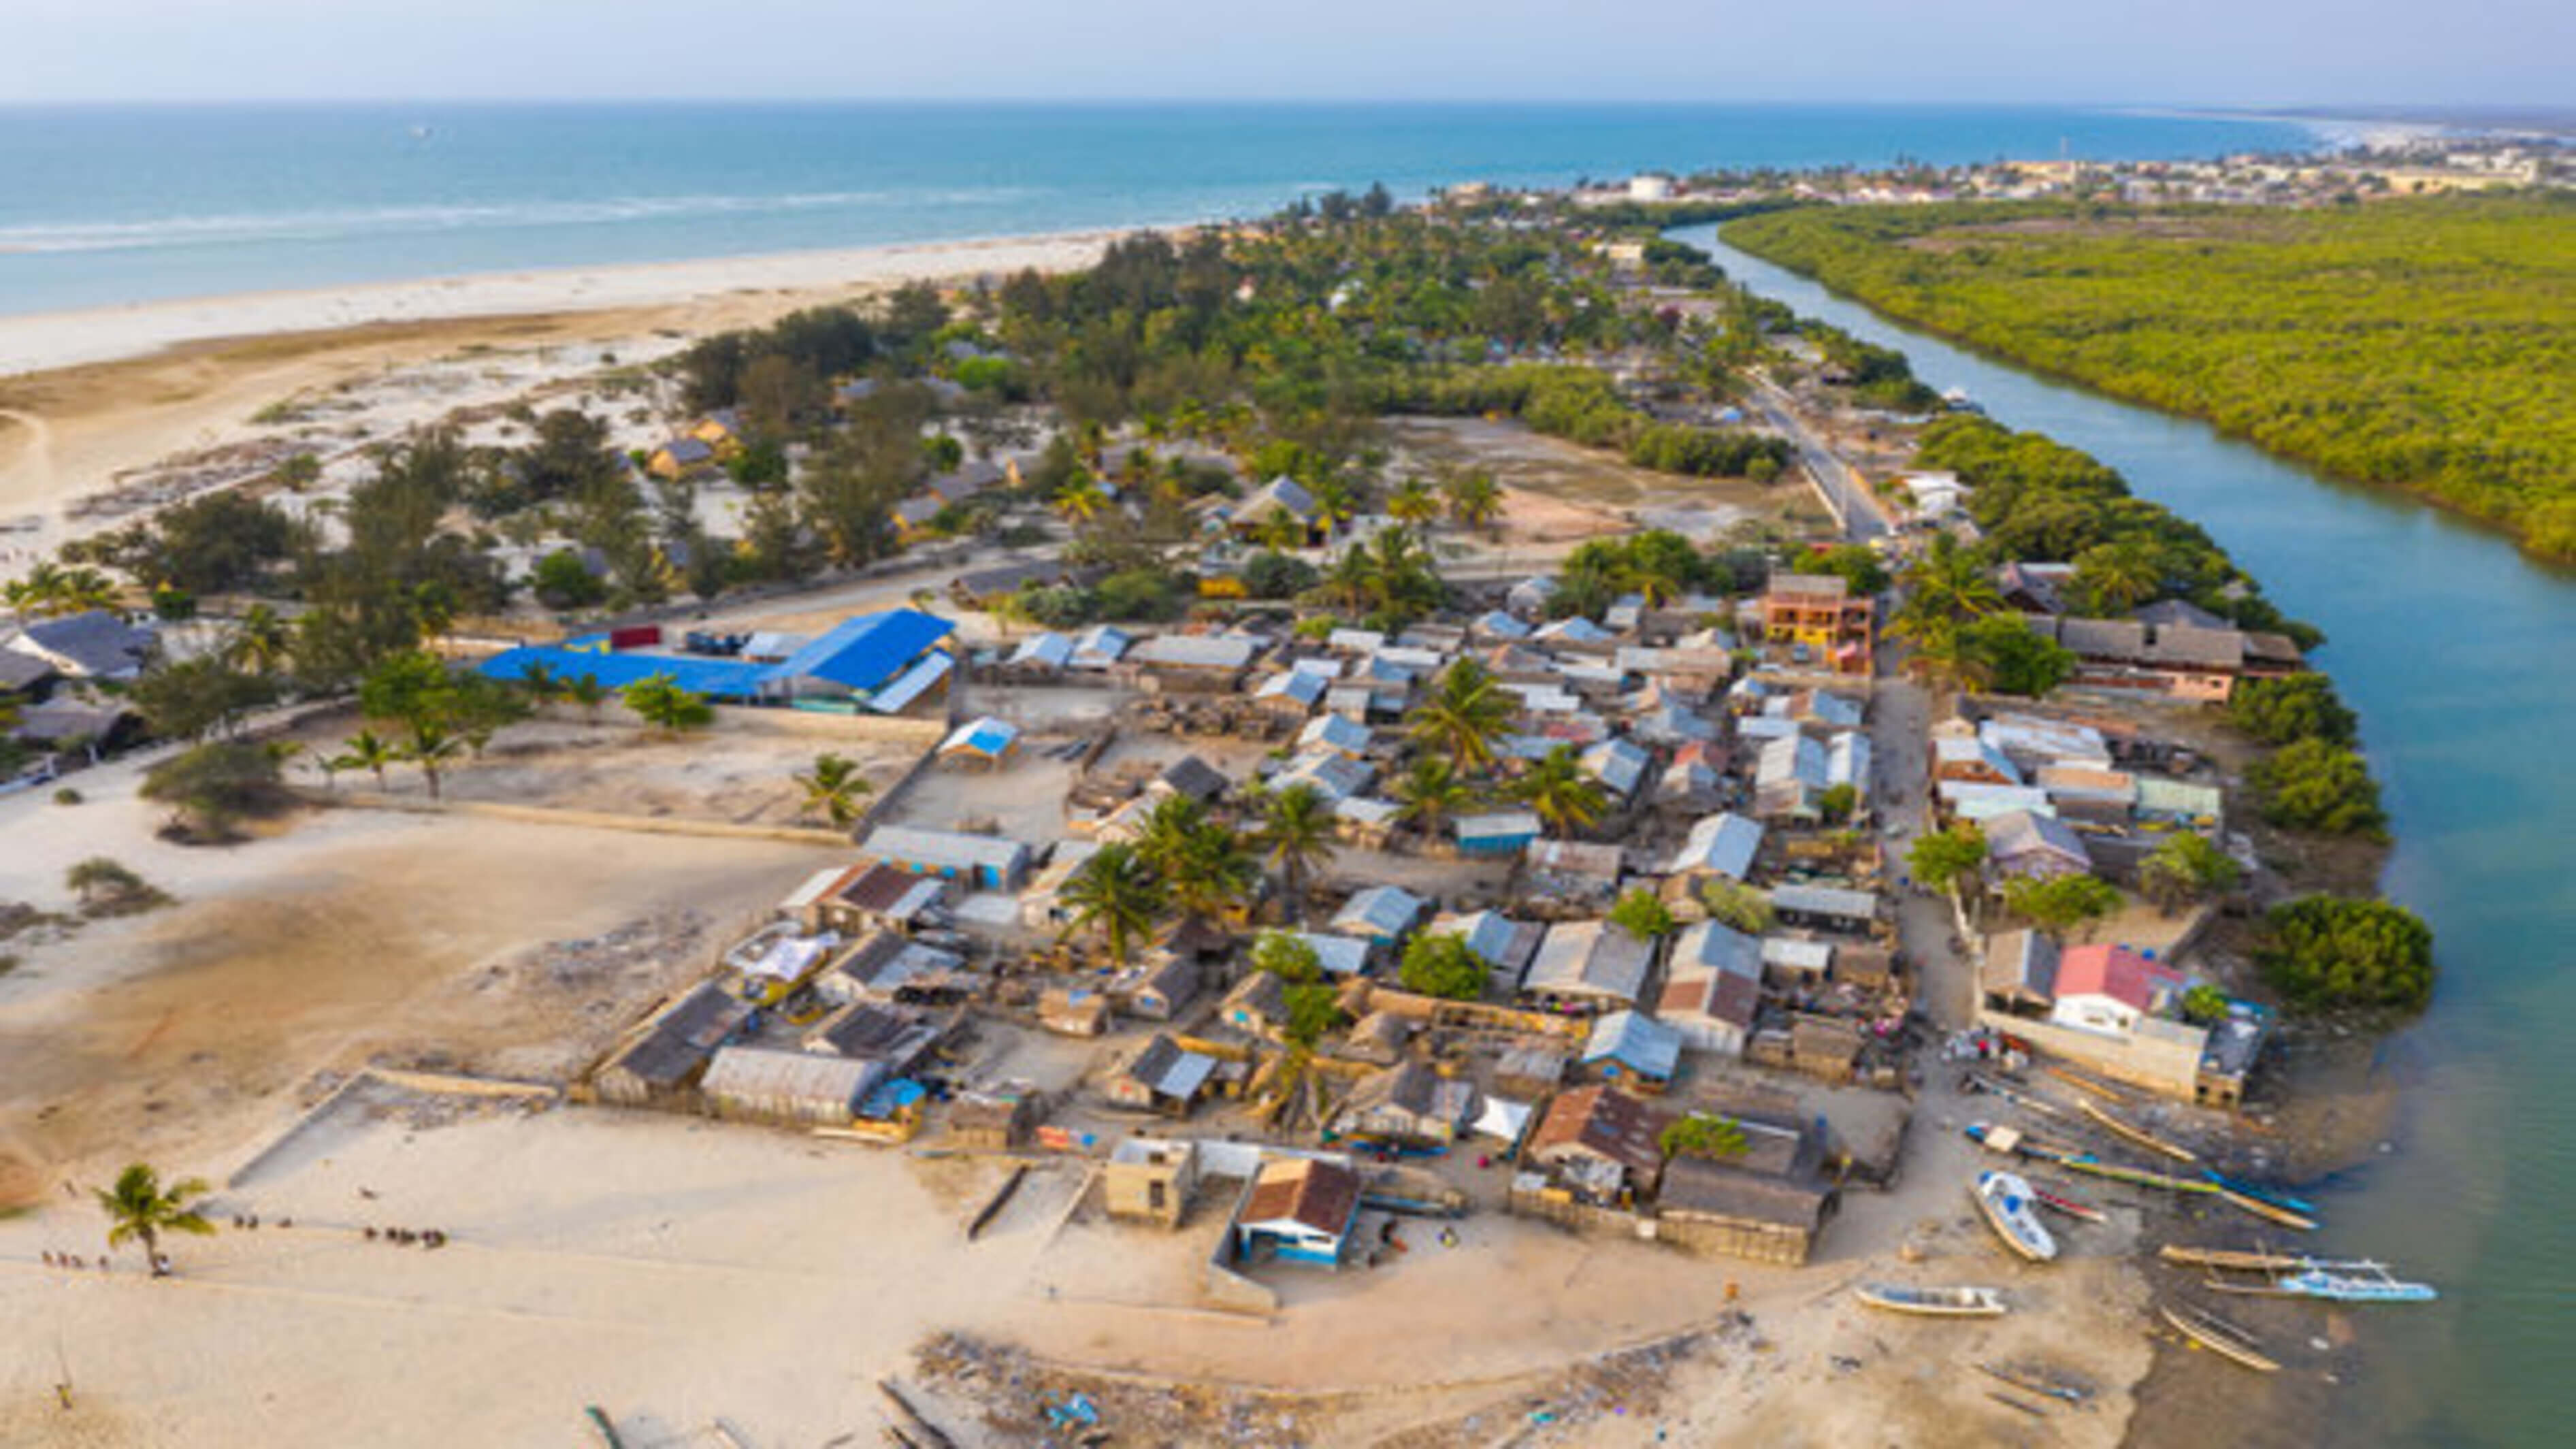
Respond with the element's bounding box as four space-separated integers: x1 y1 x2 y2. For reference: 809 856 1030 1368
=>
0 649 58 692
20 611 153 677
610 983 753 1088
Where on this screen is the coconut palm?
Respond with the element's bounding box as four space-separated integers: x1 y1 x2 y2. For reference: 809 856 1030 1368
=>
1059 841 1166 968
1053 473 1109 525
1406 658 1514 773
223 604 293 677
562 672 613 725
3 561 119 618
332 730 401 791
1441 470 1504 536
794 752 875 828
2074 538 2165 615
1388 478 1441 529
402 723 464 800
1256 783 1338 922
93 1162 215 1275
515 660 566 709
1309 478 1358 537
1896 533 2004 628
1514 745 1607 836
1390 753 1476 840
1162 821 1259 924
1131 794 1211 876
621 673 715 734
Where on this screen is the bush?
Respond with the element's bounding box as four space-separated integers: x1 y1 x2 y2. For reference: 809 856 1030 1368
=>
1092 568 1186 622
2252 738 2387 836
1242 550 1319 600
531 549 608 610
140 742 291 842
2257 896 2434 1013
52 787 81 807
1252 931 1322 983
1399 932 1488 1000
1660 1113 1749 1161
2230 674 2358 747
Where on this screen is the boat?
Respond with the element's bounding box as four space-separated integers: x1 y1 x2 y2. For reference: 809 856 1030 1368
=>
2076 1098 2198 1163
2160 1303 2281 1373
2159 1245 2306 1272
2214 1184 2320 1232
2031 1184 2106 1224
1974 1171 2059 1263
2204 1170 2319 1216
2059 1152 2215 1195
1856 1282 2008 1317
2211 1259 2436 1304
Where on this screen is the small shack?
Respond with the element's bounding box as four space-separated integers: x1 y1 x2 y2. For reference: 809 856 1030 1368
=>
1105 1138 1201 1228
700 1046 880 1127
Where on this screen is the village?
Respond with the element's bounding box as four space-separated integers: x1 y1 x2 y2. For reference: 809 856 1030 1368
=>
0 201 2435 1448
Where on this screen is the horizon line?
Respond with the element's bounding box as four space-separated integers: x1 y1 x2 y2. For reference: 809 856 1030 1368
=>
0 96 2545 115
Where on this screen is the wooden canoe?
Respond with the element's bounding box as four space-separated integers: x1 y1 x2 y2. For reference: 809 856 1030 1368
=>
2160 1245 2306 1272
2160 1303 2280 1373
2077 1098 2198 1163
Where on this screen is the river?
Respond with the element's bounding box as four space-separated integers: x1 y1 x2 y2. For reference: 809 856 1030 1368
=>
1680 225 2576 1448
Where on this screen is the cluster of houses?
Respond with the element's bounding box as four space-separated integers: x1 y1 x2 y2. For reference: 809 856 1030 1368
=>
576 562 1927 1279
0 609 157 778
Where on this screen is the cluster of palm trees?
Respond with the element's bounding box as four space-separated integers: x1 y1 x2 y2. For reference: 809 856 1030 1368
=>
1058 787 1324 967
1887 534 2009 691
2 561 118 618
1312 525 1444 625
1395 658 1607 840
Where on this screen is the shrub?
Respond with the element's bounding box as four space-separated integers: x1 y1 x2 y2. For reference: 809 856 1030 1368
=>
52 787 81 807
2230 674 2359 747
1243 549 1319 600
139 742 291 842
1608 888 1678 941
1399 932 1488 1000
531 549 607 610
2257 896 2434 1013
1659 1113 1749 1161
2252 738 2387 836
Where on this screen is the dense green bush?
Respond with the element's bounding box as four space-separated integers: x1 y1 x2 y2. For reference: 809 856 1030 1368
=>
2231 674 2359 747
2252 738 2388 836
2258 896 2434 1012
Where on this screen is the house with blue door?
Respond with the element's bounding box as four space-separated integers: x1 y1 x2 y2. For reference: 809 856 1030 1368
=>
1234 1156 1363 1269
860 824 1032 892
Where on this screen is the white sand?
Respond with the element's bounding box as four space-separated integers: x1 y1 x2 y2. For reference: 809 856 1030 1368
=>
0 230 1118 378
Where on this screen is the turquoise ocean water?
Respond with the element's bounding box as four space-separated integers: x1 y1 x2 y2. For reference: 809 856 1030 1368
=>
0 103 2319 316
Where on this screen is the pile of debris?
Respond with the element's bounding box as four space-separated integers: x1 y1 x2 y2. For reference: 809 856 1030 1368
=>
478 909 713 1002
914 1332 1332 1448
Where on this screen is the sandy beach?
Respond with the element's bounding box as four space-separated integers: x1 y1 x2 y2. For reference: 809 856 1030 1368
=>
0 229 1117 557
0 230 1119 379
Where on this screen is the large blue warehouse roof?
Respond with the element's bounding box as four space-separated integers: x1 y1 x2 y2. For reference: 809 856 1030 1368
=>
765 609 954 689
476 608 956 700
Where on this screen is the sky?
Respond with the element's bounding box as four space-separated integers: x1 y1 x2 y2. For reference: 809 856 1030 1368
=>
1 0 2568 108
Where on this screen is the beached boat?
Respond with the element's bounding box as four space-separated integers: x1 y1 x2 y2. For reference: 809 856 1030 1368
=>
2159 1245 2306 1272
1974 1171 2059 1263
2212 1259 2436 1304
1856 1282 2008 1317
2214 1184 2320 1232
2204 1170 2318 1216
2160 1303 2281 1373
2031 1184 2106 1223
2058 1152 2214 1195
2076 1098 2198 1163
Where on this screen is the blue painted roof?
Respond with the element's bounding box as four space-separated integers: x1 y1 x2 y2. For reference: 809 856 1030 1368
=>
478 646 766 698
766 610 955 690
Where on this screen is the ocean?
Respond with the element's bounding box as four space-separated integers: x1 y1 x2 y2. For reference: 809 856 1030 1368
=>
0 102 2321 317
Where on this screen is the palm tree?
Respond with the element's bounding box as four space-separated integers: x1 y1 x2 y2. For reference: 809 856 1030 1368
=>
1162 821 1258 924
515 660 566 710
333 730 400 791
1256 507 1308 553
2074 539 2164 615
1391 753 1476 841
1407 658 1514 773
1309 478 1358 537
223 604 292 676
562 672 613 725
403 723 464 800
1388 478 1441 530
1053 473 1108 526
1441 470 1504 536
1514 745 1607 836
621 674 715 734
1060 842 1166 968
1131 794 1210 877
93 1162 214 1275
1897 534 2004 627
794 752 874 828
1257 783 1338 922
3 561 119 618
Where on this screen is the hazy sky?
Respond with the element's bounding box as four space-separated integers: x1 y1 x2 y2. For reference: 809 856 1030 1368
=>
4 0 2567 107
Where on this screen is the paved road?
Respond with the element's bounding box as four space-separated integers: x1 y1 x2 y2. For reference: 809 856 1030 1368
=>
1748 376 1891 544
